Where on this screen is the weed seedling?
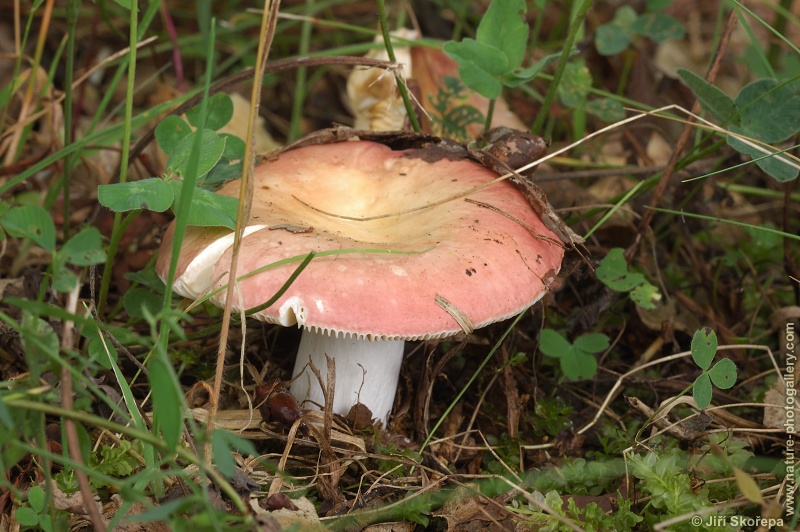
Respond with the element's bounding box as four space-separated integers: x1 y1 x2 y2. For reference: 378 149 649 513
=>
596 248 661 309
15 486 68 532
538 329 609 381
690 327 737 409
678 70 800 182
0 205 106 293
97 93 243 229
594 4 685 56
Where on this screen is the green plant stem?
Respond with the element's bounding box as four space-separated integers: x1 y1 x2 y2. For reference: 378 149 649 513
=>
617 49 634 96
156 17 221 469
289 0 314 142
584 181 646 240
633 381 695 443
532 0 592 133
62 0 80 241
96 5 139 320
450 0 469 41
96 210 141 317
718 182 800 202
376 0 421 133
483 98 495 135
91 2 161 317
83 2 161 136
648 207 800 241
767 0 795 68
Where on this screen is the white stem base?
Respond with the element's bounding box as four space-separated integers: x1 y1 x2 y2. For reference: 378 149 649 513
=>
289 330 404 424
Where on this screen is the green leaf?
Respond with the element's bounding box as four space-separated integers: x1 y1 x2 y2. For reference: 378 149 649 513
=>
585 98 626 122
613 5 638 28
538 330 600 381
98 178 174 212
693 373 712 409
690 327 718 370
560 349 597 381
52 265 79 293
87 335 117 370
166 129 227 180
646 0 673 9
630 281 661 309
594 6 637 56
733 466 764 504
61 227 106 266
123 287 165 320
28 486 46 513
185 93 235 131
211 429 258 479
149 356 183 452
15 506 39 526
505 52 562 86
90 441 141 479
169 180 239 229
220 133 246 159
0 395 12 429
735 79 800 143
200 159 243 190
211 430 236 480
0 84 15 114
557 61 592 108
726 134 799 182
21 312 59 381
538 328 572 358
443 39 508 100
630 13 685 43
677 69 738 125
595 24 632 56
124 263 166 291
0 205 56 252
596 248 644 292
197 133 246 190
574 333 610 354
709 358 737 390
476 0 529 71
155 115 192 155
508 352 527 366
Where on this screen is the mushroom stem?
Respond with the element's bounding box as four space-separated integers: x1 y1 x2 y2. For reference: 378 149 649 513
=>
289 330 404 424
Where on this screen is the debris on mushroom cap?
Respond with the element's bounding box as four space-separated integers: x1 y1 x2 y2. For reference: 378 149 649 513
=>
157 140 565 340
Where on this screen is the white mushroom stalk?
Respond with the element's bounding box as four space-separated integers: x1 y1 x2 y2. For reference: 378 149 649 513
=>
156 140 565 425
291 332 404 423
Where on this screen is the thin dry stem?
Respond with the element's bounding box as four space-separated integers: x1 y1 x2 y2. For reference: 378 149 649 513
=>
208 0 280 461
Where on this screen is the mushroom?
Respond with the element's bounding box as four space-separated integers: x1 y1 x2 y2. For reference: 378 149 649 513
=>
156 138 564 424
347 33 526 140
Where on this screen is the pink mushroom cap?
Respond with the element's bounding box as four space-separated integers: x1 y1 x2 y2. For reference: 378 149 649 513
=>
157 140 564 341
